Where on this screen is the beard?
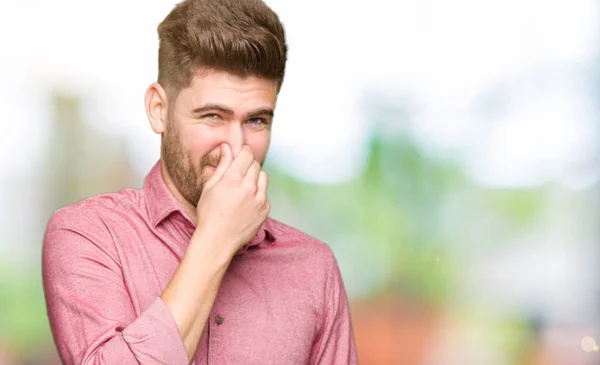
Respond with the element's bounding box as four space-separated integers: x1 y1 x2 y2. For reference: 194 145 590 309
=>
161 122 218 207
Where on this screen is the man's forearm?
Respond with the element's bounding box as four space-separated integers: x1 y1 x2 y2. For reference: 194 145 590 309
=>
160 231 234 363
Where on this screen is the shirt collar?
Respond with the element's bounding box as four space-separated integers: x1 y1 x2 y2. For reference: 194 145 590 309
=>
143 160 276 251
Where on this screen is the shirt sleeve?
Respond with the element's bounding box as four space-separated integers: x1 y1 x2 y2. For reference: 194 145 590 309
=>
42 220 189 365
308 252 359 365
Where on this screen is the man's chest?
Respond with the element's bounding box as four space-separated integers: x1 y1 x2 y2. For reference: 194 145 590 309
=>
120 236 320 365
193 269 318 365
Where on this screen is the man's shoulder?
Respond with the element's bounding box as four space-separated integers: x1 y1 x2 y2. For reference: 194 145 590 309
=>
267 218 337 260
46 188 144 232
42 189 145 268
267 218 325 245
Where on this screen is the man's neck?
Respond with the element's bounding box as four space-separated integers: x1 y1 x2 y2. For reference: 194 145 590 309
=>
160 160 198 224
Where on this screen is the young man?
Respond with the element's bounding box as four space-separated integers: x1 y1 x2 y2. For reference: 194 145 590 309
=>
42 0 358 364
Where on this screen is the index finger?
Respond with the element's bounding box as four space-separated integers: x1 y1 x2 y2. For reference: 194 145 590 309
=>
226 145 255 178
204 143 233 188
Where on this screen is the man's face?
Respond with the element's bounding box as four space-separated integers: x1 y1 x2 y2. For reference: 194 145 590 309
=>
162 69 278 206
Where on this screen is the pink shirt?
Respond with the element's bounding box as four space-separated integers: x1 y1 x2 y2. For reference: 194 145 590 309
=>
42 161 358 365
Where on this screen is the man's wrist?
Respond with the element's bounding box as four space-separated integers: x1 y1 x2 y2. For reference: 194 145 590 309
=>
188 229 237 266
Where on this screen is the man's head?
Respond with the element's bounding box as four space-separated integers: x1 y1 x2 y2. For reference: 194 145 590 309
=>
144 0 287 206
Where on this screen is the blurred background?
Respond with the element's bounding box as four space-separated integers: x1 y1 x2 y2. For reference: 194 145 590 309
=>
1 0 599 364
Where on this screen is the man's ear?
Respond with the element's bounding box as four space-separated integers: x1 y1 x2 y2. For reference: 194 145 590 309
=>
144 82 169 134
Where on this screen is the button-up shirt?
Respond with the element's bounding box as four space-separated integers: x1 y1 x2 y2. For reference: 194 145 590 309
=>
42 161 358 365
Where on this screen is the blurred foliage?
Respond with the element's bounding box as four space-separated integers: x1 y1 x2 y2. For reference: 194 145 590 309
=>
266 130 463 303
0 264 51 358
267 136 549 303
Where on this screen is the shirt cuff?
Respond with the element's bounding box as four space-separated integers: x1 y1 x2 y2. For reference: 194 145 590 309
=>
122 297 189 365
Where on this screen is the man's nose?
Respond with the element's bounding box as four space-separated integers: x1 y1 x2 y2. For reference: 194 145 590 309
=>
225 123 245 157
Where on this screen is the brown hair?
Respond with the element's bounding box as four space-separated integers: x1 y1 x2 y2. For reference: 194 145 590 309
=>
157 0 288 98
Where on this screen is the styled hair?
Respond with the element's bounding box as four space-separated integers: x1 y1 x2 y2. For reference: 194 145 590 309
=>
157 0 288 98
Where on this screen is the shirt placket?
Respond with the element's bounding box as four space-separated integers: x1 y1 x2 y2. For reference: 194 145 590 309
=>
207 303 225 364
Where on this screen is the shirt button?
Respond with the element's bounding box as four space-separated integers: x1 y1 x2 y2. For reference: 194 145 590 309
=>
215 315 224 325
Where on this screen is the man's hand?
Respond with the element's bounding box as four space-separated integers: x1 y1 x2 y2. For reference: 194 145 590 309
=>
195 143 270 256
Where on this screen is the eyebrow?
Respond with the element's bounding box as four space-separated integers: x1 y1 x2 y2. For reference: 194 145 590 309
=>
191 103 274 119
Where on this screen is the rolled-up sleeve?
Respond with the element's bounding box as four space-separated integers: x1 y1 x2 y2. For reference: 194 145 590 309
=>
308 253 358 365
42 219 189 365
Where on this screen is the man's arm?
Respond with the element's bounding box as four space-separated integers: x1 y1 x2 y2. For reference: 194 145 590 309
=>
308 253 359 365
43 145 269 365
43 224 191 365
43 222 234 365
159 229 233 361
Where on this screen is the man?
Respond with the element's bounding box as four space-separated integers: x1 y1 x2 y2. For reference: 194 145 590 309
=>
42 0 358 364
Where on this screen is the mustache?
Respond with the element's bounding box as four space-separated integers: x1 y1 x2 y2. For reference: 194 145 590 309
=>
201 154 220 167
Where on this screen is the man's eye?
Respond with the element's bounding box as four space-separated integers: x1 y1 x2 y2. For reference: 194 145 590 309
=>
248 118 267 125
203 114 220 120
